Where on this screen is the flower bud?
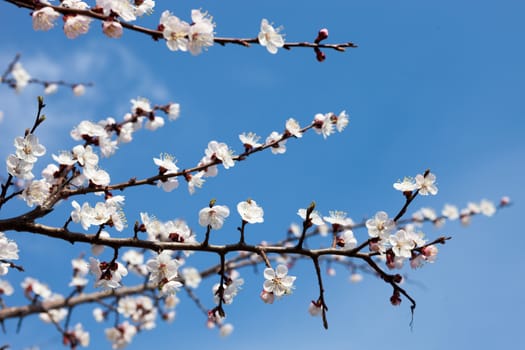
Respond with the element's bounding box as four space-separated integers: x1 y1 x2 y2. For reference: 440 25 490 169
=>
315 47 326 62
315 28 329 43
390 292 402 306
102 21 123 39
73 84 85 96
260 290 275 304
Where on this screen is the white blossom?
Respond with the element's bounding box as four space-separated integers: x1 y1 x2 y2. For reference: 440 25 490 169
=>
0 280 14 295
0 232 19 260
389 230 416 259
21 277 51 298
11 62 31 92
205 141 235 169
32 7 61 31
442 204 459 220
69 323 90 347
480 199 496 216
420 207 437 221
93 308 105 322
213 272 244 305
103 20 124 38
135 0 155 16
237 199 264 224
146 250 181 285
61 0 89 9
167 103 180 120
258 19 285 54
14 134 46 163
239 132 263 149
366 211 395 239
308 301 323 316
122 249 144 267
393 177 418 192
6 154 34 180
297 208 325 226
265 131 286 154
263 264 296 297
153 153 179 192
91 231 110 256
415 172 438 195
52 151 76 166
187 9 215 55
160 11 190 52
71 121 106 141
39 295 67 323
89 257 128 289
336 110 349 132
20 179 51 207
64 15 92 39
105 321 137 349
220 323 234 337
324 210 354 227
187 171 205 194
181 267 201 288
164 219 197 246
342 230 357 249
313 113 334 139
349 273 363 283
84 166 111 186
199 204 230 229
285 118 302 138
96 0 136 22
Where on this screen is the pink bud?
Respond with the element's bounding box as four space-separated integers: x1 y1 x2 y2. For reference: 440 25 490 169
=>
315 28 329 43
315 47 326 62
260 290 275 304
422 245 438 257
390 293 402 306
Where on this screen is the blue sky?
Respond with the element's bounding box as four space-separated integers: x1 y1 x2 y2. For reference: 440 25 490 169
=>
1 0 524 349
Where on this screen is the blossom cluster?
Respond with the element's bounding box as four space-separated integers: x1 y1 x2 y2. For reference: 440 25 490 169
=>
213 270 244 306
4 96 179 210
413 198 497 227
5 61 31 92
29 2 288 56
6 134 46 182
198 199 265 230
18 276 90 347
71 195 126 231
140 213 197 247
393 172 438 195
146 250 183 295
32 0 155 39
139 110 348 197
1 57 87 95
0 72 505 349
160 9 215 55
71 96 180 158
0 232 19 297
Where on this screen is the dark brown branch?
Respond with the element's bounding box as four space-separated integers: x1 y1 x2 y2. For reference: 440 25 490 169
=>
312 256 328 329
4 0 357 52
0 283 151 321
360 255 416 323
1 53 21 81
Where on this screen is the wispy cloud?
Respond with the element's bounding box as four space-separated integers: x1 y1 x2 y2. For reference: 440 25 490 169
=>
0 41 170 170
